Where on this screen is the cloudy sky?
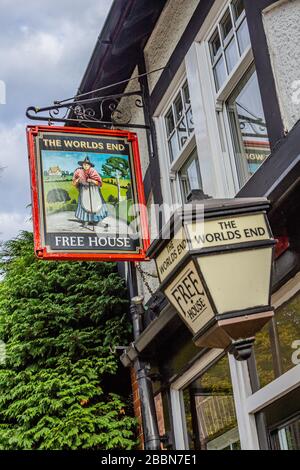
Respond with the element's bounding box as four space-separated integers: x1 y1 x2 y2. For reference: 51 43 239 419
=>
0 0 113 241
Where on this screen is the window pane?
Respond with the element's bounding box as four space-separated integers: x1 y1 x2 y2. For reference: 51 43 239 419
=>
186 107 194 134
253 289 300 390
252 322 276 388
165 108 175 136
182 355 240 450
221 9 233 41
237 18 251 54
270 417 300 450
168 132 179 162
210 28 221 61
225 38 239 73
182 388 194 449
179 148 202 201
183 81 191 108
276 290 300 375
165 81 194 163
214 56 227 91
227 67 270 184
177 117 188 149
232 0 245 22
174 92 183 122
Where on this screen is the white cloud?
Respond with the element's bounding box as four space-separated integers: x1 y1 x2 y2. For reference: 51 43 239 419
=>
0 123 32 241
0 123 30 205
0 0 113 241
0 0 113 120
0 212 32 242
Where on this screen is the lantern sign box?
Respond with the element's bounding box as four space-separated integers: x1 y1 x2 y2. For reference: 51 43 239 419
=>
147 198 275 352
27 126 149 261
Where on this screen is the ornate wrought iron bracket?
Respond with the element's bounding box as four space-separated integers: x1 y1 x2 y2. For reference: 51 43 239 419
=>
26 90 150 130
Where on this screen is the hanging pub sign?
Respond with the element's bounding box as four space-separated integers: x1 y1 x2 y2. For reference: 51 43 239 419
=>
27 125 150 261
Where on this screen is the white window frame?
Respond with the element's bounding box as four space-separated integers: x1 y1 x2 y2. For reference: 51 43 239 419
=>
194 0 266 196
169 348 259 450
170 349 224 449
246 271 300 416
208 0 252 95
154 66 201 206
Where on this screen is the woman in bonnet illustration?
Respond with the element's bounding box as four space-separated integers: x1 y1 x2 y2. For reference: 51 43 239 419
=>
72 156 108 228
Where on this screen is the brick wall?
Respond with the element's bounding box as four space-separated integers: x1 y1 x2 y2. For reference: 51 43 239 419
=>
130 367 144 449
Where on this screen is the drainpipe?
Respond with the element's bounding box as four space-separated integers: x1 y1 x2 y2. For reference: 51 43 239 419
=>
127 263 161 451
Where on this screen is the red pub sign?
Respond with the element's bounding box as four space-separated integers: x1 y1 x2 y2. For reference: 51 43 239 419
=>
27 125 150 261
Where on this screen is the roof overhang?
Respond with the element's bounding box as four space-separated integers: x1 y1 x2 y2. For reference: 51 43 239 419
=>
77 0 167 106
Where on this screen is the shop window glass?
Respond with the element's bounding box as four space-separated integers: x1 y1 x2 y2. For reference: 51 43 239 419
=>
253 288 300 389
252 322 276 388
227 65 270 184
182 355 240 450
276 290 300 374
260 388 300 450
270 416 300 450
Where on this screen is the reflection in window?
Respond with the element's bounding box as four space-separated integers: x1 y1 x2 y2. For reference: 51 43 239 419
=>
227 66 270 185
182 355 240 450
209 0 250 91
270 416 300 450
252 322 276 388
253 288 300 389
276 291 300 374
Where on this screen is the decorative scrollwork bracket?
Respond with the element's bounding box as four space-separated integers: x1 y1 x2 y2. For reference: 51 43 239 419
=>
26 90 149 130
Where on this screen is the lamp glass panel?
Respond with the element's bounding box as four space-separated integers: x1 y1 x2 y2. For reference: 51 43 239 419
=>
197 247 272 314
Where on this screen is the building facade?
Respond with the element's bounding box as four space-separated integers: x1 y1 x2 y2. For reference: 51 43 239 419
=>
78 0 300 450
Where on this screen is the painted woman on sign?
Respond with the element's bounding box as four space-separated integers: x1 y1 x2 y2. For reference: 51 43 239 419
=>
72 156 108 227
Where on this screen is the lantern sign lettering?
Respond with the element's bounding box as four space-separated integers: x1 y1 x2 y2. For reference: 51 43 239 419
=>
156 228 188 282
186 213 269 249
164 260 214 334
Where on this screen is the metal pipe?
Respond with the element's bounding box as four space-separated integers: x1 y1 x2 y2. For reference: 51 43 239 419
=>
128 263 161 451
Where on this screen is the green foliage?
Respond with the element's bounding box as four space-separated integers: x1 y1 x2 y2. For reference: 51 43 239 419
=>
0 232 136 450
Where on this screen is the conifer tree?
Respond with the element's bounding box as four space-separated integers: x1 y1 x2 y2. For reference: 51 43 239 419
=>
0 231 136 450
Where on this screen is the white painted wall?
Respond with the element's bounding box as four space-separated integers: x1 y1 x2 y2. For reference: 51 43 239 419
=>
144 0 199 93
263 0 300 131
